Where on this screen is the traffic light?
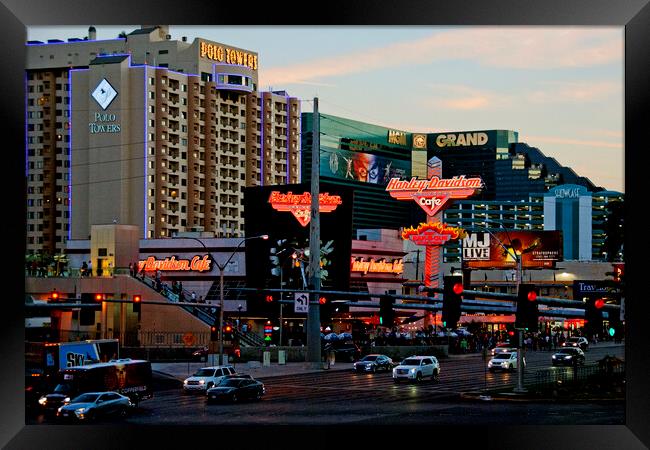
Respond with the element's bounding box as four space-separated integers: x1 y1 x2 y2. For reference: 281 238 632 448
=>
79 293 102 326
265 294 275 303
515 284 538 332
442 276 463 330
210 323 219 342
223 324 234 341
584 297 605 338
49 289 60 302
379 295 395 327
133 294 141 315
319 296 333 324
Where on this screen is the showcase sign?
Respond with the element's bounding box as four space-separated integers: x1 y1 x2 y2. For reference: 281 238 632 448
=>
386 175 483 216
463 231 562 269
138 255 212 272
268 191 342 227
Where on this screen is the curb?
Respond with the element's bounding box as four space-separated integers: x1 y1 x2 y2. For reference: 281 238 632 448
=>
460 392 625 403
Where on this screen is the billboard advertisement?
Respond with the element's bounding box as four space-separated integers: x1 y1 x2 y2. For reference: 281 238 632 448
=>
462 231 562 268
244 183 354 315
320 147 409 185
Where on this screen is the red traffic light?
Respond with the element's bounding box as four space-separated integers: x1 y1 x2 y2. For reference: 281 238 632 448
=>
211 325 217 332
133 295 141 303
94 293 104 301
595 299 605 309
265 295 274 303
51 291 59 300
527 290 537 302
508 330 515 337
225 325 232 332
452 283 464 295
319 296 327 305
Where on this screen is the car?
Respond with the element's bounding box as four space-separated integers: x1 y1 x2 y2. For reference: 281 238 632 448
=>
206 377 265 403
191 346 208 362
182 365 237 393
392 356 440 383
491 343 517 356
323 341 361 362
56 392 132 421
552 347 586 366
353 354 394 373
488 352 526 372
561 336 589 351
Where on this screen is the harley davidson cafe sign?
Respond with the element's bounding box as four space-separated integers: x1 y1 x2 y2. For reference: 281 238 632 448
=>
268 191 342 226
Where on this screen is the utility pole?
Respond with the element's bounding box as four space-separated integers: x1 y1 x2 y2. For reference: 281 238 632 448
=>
306 97 322 369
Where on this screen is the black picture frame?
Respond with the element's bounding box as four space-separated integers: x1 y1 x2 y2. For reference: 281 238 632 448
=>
3 0 648 448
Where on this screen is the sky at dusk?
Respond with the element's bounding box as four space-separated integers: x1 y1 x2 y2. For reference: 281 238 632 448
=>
28 26 624 192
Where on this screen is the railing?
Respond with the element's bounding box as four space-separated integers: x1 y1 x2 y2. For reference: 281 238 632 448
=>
530 361 625 389
133 331 211 348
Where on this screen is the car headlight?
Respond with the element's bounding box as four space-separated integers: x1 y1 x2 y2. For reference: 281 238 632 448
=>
64 397 71 403
38 397 47 405
199 380 205 384
409 368 416 373
552 355 557 359
183 380 188 384
75 407 87 413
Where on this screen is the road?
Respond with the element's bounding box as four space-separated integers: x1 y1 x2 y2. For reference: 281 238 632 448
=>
28 344 623 425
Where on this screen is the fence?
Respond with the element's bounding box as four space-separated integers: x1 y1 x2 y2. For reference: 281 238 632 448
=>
530 360 625 390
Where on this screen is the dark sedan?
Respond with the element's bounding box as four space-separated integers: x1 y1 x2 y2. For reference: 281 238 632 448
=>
323 342 361 362
56 392 132 421
353 354 394 373
552 347 586 366
206 377 265 403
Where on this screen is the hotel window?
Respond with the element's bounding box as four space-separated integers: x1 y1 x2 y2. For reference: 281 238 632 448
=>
149 119 155 127
149 133 155 141
149 91 155 100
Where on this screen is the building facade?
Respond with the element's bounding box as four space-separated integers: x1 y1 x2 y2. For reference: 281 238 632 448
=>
25 25 300 255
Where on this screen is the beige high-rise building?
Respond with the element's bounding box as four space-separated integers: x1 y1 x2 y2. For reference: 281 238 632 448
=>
25 25 300 254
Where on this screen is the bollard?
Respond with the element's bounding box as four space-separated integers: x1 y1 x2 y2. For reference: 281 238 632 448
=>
278 350 286 365
263 351 271 367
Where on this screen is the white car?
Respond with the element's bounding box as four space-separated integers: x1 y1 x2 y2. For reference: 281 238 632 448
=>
488 352 526 372
182 366 236 393
392 356 440 383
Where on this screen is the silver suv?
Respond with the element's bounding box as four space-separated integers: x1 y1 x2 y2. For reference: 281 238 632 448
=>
183 366 236 393
392 356 440 383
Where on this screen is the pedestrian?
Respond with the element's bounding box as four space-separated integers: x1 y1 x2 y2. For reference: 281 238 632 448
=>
191 291 197 302
87 260 92 277
129 262 134 277
81 261 88 277
199 295 204 304
179 290 185 302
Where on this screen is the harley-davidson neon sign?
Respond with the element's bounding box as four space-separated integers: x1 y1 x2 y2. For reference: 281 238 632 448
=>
351 257 404 275
269 191 342 226
386 175 483 216
138 255 212 272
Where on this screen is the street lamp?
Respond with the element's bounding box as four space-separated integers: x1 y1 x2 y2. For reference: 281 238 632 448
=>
181 234 268 364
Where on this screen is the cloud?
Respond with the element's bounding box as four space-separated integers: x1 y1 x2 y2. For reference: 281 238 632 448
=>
260 28 622 86
527 81 621 103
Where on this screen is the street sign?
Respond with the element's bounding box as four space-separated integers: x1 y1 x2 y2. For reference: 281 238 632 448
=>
294 292 309 313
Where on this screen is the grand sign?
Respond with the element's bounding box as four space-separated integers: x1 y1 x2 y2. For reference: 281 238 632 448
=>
200 41 258 70
386 175 483 216
435 132 488 147
351 257 404 275
138 255 212 272
268 191 342 227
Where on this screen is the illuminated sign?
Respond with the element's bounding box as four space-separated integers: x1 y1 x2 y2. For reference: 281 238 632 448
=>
412 134 427 149
463 231 562 269
435 132 488 147
351 257 404 275
324 149 408 185
91 78 118 110
200 41 258 70
386 175 483 216
387 129 407 146
138 255 212 272
402 222 466 246
268 191 342 227
88 112 121 134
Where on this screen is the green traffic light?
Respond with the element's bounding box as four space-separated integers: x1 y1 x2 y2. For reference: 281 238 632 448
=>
442 321 446 327
609 327 615 337
379 317 383 325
